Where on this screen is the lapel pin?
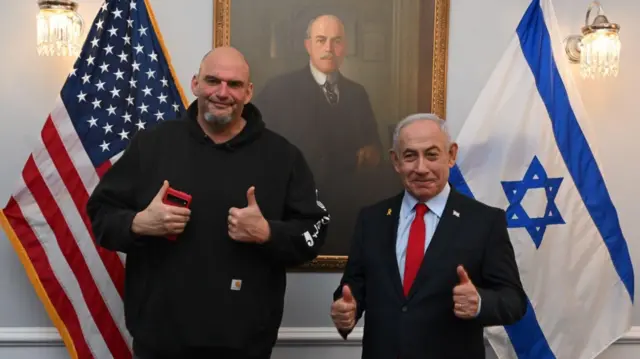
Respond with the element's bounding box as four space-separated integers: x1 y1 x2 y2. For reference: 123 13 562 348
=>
453 210 460 217
387 208 392 216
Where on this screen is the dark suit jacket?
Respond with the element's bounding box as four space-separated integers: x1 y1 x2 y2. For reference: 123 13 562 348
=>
334 188 527 359
253 65 382 182
253 66 387 254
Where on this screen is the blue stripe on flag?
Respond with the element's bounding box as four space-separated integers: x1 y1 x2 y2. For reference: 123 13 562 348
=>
510 299 556 358
517 0 634 301
451 164 556 359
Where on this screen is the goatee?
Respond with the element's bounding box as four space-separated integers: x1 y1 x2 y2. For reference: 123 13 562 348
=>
204 112 233 126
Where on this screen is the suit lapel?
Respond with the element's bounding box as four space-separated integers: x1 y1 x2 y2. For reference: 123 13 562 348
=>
406 189 465 300
382 192 405 300
302 66 329 99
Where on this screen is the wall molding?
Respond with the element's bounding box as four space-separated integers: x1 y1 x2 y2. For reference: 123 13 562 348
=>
0 326 639 347
0 327 61 347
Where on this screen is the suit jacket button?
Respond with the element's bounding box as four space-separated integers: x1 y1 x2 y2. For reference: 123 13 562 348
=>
402 306 408 312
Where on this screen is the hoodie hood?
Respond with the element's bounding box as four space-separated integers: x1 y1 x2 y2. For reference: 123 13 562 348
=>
184 99 265 151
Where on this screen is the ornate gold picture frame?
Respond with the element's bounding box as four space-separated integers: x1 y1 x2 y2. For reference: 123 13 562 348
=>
213 0 450 271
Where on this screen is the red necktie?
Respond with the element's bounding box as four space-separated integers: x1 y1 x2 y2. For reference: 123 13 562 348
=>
403 203 428 297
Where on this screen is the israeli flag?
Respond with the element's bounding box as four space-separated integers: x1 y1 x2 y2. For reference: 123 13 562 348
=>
450 0 634 358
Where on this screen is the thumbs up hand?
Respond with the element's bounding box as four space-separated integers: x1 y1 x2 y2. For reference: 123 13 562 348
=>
331 285 358 330
228 186 270 243
131 180 191 237
453 265 480 319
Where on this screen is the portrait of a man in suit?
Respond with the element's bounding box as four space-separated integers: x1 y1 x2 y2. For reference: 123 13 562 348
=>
253 14 392 256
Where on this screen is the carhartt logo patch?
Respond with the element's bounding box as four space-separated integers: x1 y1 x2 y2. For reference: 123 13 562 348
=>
231 279 242 290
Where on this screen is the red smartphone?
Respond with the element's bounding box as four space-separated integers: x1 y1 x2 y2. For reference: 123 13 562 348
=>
162 187 192 241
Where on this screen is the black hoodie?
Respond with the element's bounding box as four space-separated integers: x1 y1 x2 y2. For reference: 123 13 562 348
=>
86 100 330 356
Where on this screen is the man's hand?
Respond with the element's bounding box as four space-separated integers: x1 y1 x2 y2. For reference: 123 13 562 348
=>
331 285 357 331
453 265 480 319
356 145 381 168
228 186 270 243
131 180 191 237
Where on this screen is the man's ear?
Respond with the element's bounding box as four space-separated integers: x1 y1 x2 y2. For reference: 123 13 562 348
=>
448 142 459 168
304 38 312 56
390 149 401 174
191 75 198 96
244 82 254 104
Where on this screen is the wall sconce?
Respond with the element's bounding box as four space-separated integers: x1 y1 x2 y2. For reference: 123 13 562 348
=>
36 0 84 57
564 1 620 79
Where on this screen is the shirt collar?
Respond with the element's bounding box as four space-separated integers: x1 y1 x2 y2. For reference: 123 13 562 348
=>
400 182 451 219
309 62 339 85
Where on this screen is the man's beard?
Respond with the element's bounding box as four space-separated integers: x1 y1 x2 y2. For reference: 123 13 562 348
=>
204 111 233 126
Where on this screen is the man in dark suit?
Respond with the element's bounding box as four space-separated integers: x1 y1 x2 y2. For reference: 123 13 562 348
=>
330 113 527 359
253 14 385 255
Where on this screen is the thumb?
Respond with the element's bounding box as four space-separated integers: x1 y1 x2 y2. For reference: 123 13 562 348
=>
246 186 257 207
457 265 471 284
154 180 170 202
342 285 354 303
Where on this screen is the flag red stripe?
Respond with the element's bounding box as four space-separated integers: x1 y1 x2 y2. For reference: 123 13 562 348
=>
22 157 131 358
42 118 125 298
3 198 93 359
96 160 112 179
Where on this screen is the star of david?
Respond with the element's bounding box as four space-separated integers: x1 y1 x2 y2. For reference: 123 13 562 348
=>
501 156 565 248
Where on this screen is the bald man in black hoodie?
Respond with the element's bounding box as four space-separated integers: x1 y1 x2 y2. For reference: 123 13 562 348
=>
86 46 330 359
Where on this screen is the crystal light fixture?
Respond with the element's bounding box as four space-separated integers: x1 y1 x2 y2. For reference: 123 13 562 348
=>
564 1 621 79
36 0 84 57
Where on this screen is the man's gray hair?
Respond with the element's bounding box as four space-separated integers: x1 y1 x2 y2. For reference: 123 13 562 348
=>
391 113 452 152
305 14 344 39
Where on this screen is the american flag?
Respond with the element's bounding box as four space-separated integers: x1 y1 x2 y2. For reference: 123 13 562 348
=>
0 0 187 358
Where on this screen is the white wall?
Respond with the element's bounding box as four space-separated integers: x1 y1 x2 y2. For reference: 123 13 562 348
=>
1 0 639 358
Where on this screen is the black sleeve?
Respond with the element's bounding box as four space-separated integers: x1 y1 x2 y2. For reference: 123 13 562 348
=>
260 148 330 267
332 209 367 339
475 208 528 326
86 132 147 253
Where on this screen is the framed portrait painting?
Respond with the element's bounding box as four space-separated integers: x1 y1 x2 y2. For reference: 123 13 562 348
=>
213 0 450 271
